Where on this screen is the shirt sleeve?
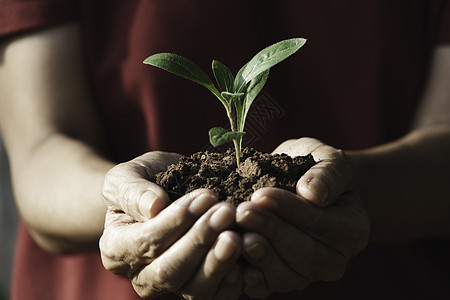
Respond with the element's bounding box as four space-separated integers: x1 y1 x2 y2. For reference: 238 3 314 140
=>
437 0 450 44
0 0 80 38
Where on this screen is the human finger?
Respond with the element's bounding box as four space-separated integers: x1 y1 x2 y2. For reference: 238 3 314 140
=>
131 202 236 298
102 151 181 221
179 231 242 300
242 267 272 299
100 189 218 277
273 137 351 207
251 187 370 257
242 233 311 292
237 200 347 282
212 264 243 300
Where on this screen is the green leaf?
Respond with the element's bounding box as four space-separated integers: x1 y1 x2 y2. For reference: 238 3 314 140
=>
236 69 270 132
234 62 248 92
212 60 234 93
209 127 245 147
144 53 220 96
221 91 244 104
245 70 269 110
235 38 306 92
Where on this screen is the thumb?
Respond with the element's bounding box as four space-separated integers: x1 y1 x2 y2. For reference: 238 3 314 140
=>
273 138 353 207
297 147 352 207
102 152 180 221
103 169 171 221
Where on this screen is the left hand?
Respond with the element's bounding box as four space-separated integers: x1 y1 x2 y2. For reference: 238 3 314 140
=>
236 138 371 298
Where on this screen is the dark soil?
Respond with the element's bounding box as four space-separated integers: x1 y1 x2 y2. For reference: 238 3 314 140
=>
155 148 316 205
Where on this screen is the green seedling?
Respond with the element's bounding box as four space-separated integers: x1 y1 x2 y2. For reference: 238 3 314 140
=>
144 38 306 166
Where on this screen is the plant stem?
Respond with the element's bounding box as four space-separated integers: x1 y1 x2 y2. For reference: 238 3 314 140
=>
228 103 237 132
226 99 242 166
233 139 241 166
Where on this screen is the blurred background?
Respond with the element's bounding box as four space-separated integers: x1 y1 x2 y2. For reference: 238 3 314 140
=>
0 136 18 300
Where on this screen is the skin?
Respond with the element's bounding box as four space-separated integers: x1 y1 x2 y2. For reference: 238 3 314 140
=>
236 45 450 298
0 23 112 253
101 153 243 299
0 23 242 299
236 139 370 298
1 20 449 299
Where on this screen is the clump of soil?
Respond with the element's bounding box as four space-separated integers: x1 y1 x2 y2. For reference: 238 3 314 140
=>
155 148 316 205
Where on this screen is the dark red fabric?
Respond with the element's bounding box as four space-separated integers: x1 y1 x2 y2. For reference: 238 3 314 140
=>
0 0 79 37
2 0 450 299
81 0 450 162
11 223 145 300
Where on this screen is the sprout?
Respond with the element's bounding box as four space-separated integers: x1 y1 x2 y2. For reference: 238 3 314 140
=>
144 38 306 166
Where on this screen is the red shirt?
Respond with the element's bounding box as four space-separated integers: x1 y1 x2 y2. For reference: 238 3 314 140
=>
2 1 450 299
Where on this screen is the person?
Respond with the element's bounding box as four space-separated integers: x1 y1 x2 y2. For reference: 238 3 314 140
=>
0 1 449 299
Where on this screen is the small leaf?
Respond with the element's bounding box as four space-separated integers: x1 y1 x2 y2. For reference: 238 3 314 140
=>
212 60 234 92
209 127 245 147
236 69 269 132
235 38 306 92
245 70 269 110
144 53 220 96
235 62 248 91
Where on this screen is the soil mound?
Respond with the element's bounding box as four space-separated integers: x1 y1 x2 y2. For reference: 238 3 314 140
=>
156 148 316 205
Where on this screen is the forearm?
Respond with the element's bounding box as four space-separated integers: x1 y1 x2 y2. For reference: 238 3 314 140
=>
12 133 114 253
0 23 113 253
348 125 450 242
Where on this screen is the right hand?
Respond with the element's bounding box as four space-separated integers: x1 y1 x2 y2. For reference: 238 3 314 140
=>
99 151 243 299
236 138 370 298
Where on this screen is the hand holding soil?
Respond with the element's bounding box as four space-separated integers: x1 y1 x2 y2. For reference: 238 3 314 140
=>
100 40 370 299
99 138 370 299
100 152 243 299
235 138 371 298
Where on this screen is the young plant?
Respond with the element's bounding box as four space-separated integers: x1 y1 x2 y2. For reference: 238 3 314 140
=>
144 38 306 166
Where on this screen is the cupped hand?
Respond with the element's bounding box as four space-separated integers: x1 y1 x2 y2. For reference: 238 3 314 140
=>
236 138 371 298
100 152 243 299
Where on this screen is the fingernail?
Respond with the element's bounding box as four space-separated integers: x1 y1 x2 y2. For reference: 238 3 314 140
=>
209 205 234 231
225 265 241 285
244 271 262 287
252 195 279 211
214 234 237 262
245 242 265 260
307 178 328 203
189 192 217 215
237 210 265 229
139 190 159 218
